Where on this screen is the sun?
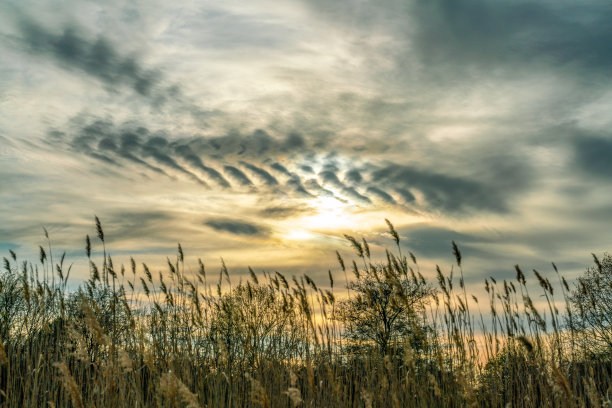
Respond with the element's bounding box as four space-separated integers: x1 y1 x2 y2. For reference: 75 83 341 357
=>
278 196 356 243
306 196 353 230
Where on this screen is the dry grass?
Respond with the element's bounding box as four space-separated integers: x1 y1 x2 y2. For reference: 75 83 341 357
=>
0 219 610 407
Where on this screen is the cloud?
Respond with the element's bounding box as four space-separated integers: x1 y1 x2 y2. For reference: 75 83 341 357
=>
319 169 342 186
409 0 612 78
204 218 269 236
341 186 371 204
3 0 612 297
394 188 416 203
306 0 612 81
104 210 179 242
572 134 612 180
11 15 217 124
141 136 208 186
258 205 311 219
287 175 313 196
304 179 340 200
370 164 505 213
270 162 292 176
318 168 372 203
240 162 279 186
174 145 231 188
17 20 168 101
63 120 170 175
51 117 300 189
68 122 207 184
398 223 483 260
175 6 298 50
161 129 320 162
284 132 306 151
300 165 315 174
223 165 253 186
49 113 535 216
185 129 272 159
366 186 396 204
49 116 377 204
345 169 363 184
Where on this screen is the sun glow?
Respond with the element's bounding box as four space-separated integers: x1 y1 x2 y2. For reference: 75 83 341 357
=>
282 230 317 241
278 192 421 244
303 196 355 230
279 196 357 242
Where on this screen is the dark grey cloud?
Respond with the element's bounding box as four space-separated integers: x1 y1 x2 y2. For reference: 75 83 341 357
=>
47 116 335 202
371 164 505 213
177 129 317 161
304 179 340 200
572 134 612 180
59 120 170 176
50 117 314 190
50 113 533 215
398 223 483 260
284 133 305 151
319 169 342 186
258 205 311 220
394 188 416 203
68 122 206 184
240 162 279 186
410 0 612 78
98 137 117 151
141 136 208 186
319 167 373 204
270 162 292 176
204 218 269 236
116 131 169 176
300 165 314 174
105 210 179 241
223 165 253 186
303 0 612 98
189 129 273 158
174 145 231 188
17 20 170 102
345 169 363 184
366 186 396 204
287 175 313 197
341 186 371 204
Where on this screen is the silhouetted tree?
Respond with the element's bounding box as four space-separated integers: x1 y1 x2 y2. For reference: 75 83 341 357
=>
337 263 432 354
336 227 433 355
0 261 25 344
568 253 612 351
210 279 305 368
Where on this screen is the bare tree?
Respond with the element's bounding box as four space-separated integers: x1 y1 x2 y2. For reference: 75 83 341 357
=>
210 278 305 368
568 253 612 351
336 225 433 355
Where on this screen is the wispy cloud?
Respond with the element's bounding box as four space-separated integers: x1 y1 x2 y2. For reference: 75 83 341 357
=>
258 205 311 220
204 218 270 237
17 19 173 105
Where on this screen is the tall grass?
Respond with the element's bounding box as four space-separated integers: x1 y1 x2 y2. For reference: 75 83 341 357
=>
0 220 610 407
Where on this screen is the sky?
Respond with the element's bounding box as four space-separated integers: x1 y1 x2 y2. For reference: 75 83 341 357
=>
1 0 611 292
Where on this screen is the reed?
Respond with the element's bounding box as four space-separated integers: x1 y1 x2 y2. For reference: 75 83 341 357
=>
0 219 610 407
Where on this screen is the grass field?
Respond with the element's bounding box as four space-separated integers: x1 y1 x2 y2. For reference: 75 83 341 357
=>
0 219 610 407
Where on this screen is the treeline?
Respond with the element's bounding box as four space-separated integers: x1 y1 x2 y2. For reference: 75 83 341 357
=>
0 219 611 407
